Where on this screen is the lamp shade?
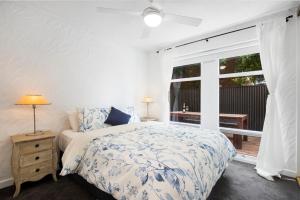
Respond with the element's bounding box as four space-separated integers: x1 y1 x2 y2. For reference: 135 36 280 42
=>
143 96 153 103
16 95 50 105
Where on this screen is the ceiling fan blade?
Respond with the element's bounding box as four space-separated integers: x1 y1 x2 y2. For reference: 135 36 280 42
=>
96 7 140 16
164 13 202 27
141 27 151 39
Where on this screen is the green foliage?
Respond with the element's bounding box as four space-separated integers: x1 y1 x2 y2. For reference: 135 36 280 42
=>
232 76 257 86
221 54 262 86
172 64 200 79
235 54 261 72
221 53 261 73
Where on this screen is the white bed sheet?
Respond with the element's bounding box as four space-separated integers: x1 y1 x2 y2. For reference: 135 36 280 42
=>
58 130 82 151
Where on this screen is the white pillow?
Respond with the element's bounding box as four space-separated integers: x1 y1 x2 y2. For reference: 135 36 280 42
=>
121 106 141 123
68 111 79 132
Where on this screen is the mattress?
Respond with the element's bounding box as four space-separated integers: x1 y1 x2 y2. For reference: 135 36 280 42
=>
58 130 82 151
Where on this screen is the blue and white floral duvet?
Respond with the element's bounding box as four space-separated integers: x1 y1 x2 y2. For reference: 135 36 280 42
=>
61 122 236 200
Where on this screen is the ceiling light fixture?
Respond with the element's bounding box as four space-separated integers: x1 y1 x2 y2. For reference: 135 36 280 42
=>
143 7 162 27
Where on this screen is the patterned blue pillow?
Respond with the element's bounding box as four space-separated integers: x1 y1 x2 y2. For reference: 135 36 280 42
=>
79 107 111 132
104 107 131 126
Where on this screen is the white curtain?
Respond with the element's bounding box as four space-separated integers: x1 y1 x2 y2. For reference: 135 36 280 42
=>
256 16 297 180
157 50 174 123
170 82 181 122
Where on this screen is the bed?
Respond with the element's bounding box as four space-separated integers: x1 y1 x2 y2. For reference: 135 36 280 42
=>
59 122 236 200
58 130 82 152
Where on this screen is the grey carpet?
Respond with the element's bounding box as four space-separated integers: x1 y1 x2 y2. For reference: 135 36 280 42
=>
207 161 299 200
0 161 299 200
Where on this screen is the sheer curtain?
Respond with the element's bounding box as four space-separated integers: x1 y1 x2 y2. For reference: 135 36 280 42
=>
157 50 174 123
256 16 297 180
170 82 182 122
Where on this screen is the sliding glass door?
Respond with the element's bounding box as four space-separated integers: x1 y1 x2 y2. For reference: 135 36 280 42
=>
219 53 268 157
168 51 267 161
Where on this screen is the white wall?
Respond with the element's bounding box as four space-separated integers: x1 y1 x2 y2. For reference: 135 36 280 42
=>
0 3 148 187
201 60 219 130
297 9 300 177
146 54 165 120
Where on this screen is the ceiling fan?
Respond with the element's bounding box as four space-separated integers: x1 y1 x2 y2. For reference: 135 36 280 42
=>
96 0 202 38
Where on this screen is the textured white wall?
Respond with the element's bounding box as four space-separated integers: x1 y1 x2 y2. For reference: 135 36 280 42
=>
0 3 148 186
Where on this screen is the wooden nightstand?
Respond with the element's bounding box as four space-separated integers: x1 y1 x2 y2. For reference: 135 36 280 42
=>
11 131 57 198
141 117 158 122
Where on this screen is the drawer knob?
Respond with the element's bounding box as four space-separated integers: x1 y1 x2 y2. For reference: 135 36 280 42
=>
35 156 40 160
35 168 40 172
35 144 40 148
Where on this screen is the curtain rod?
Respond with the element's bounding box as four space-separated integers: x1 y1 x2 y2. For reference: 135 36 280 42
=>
175 25 256 49
156 15 294 53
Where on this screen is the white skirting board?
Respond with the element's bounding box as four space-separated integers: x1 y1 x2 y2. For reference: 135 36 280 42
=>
233 154 297 178
0 177 14 189
234 154 257 165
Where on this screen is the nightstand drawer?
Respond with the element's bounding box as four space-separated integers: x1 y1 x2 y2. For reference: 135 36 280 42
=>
20 161 52 180
20 150 52 167
20 138 52 155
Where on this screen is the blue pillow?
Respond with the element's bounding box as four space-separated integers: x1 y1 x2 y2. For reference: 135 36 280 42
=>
104 107 131 126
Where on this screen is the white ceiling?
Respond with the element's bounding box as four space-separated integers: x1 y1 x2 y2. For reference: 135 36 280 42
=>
20 1 300 51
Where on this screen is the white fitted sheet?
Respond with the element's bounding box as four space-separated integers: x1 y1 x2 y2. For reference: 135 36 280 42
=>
58 130 82 151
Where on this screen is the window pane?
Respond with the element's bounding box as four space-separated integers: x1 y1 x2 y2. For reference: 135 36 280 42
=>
219 75 268 132
172 63 201 79
170 81 201 124
220 53 262 74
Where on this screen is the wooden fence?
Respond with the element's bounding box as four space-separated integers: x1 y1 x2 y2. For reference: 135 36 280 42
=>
170 84 268 131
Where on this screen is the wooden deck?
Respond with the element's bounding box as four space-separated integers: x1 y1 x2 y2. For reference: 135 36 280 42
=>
226 134 261 157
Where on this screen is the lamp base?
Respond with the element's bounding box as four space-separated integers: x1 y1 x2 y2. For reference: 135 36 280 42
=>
26 131 45 136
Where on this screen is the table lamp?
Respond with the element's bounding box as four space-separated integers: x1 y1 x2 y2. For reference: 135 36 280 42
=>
15 94 51 135
143 96 153 118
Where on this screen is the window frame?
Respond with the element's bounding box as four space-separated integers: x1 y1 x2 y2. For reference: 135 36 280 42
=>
169 62 202 126
170 44 264 138
170 41 263 163
218 53 265 137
